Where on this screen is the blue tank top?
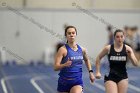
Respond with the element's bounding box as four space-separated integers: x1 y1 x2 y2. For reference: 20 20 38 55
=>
59 44 83 79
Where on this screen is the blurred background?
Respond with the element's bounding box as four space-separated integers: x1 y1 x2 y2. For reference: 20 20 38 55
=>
0 0 140 64
0 0 140 93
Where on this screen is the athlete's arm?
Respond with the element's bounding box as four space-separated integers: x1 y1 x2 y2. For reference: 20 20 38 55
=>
82 47 95 83
95 45 110 79
54 46 72 71
82 47 92 71
126 45 139 66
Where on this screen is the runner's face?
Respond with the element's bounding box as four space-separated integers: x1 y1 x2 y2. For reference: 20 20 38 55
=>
66 28 77 43
114 32 124 45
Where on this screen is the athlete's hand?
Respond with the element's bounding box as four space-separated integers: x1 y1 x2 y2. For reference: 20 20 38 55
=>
95 72 101 79
64 58 72 67
89 72 95 83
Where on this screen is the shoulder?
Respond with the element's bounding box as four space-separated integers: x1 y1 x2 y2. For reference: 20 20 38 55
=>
79 45 86 53
57 45 67 56
56 42 65 52
125 44 131 48
103 45 111 51
99 44 111 55
77 45 87 55
59 45 67 51
125 44 133 51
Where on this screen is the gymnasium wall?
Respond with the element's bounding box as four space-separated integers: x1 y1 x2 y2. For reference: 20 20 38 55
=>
0 8 140 63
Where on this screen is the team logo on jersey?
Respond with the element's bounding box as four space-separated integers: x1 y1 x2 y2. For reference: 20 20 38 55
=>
70 56 83 60
110 56 126 61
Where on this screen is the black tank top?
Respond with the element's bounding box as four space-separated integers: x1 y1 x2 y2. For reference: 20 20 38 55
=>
108 44 127 75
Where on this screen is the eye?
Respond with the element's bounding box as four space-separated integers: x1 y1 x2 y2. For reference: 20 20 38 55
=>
116 35 123 38
67 32 71 35
72 32 75 34
121 35 123 38
116 36 120 38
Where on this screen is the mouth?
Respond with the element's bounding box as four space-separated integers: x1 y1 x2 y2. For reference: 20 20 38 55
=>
70 37 74 39
118 41 122 44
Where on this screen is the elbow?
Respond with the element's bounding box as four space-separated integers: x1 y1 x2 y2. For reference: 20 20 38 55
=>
54 65 59 71
133 61 139 67
54 69 58 71
134 63 139 67
54 68 59 71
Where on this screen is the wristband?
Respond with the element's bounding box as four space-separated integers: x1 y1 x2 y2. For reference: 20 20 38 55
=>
89 70 93 73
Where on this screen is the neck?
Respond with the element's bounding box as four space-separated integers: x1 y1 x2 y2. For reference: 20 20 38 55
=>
68 42 77 48
114 42 123 48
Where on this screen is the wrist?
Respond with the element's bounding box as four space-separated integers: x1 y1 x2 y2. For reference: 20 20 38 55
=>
89 70 93 73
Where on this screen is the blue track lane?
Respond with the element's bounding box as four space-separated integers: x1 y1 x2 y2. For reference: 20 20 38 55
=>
0 64 140 93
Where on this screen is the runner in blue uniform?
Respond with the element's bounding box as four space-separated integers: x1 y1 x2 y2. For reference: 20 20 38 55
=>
95 29 139 93
54 25 95 93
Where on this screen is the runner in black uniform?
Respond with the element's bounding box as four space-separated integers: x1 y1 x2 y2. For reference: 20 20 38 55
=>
105 44 128 83
95 29 139 93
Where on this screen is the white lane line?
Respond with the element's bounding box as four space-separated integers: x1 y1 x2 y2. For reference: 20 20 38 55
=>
1 76 17 93
128 84 140 92
0 74 34 93
89 77 105 91
31 79 44 93
1 78 8 93
93 82 105 91
30 76 55 93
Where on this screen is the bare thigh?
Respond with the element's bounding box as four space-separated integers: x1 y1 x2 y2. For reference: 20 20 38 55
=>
118 79 128 93
105 81 118 93
70 85 83 93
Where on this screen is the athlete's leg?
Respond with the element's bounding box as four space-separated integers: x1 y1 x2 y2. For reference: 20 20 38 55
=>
70 85 83 93
105 81 118 93
118 79 128 93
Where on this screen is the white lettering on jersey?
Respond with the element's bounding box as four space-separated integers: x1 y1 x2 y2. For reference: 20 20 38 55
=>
110 56 126 61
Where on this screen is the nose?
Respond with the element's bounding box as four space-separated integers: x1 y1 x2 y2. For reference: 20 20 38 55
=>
70 33 74 37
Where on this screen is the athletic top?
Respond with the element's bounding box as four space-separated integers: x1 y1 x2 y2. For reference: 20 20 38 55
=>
59 44 83 79
108 44 128 76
